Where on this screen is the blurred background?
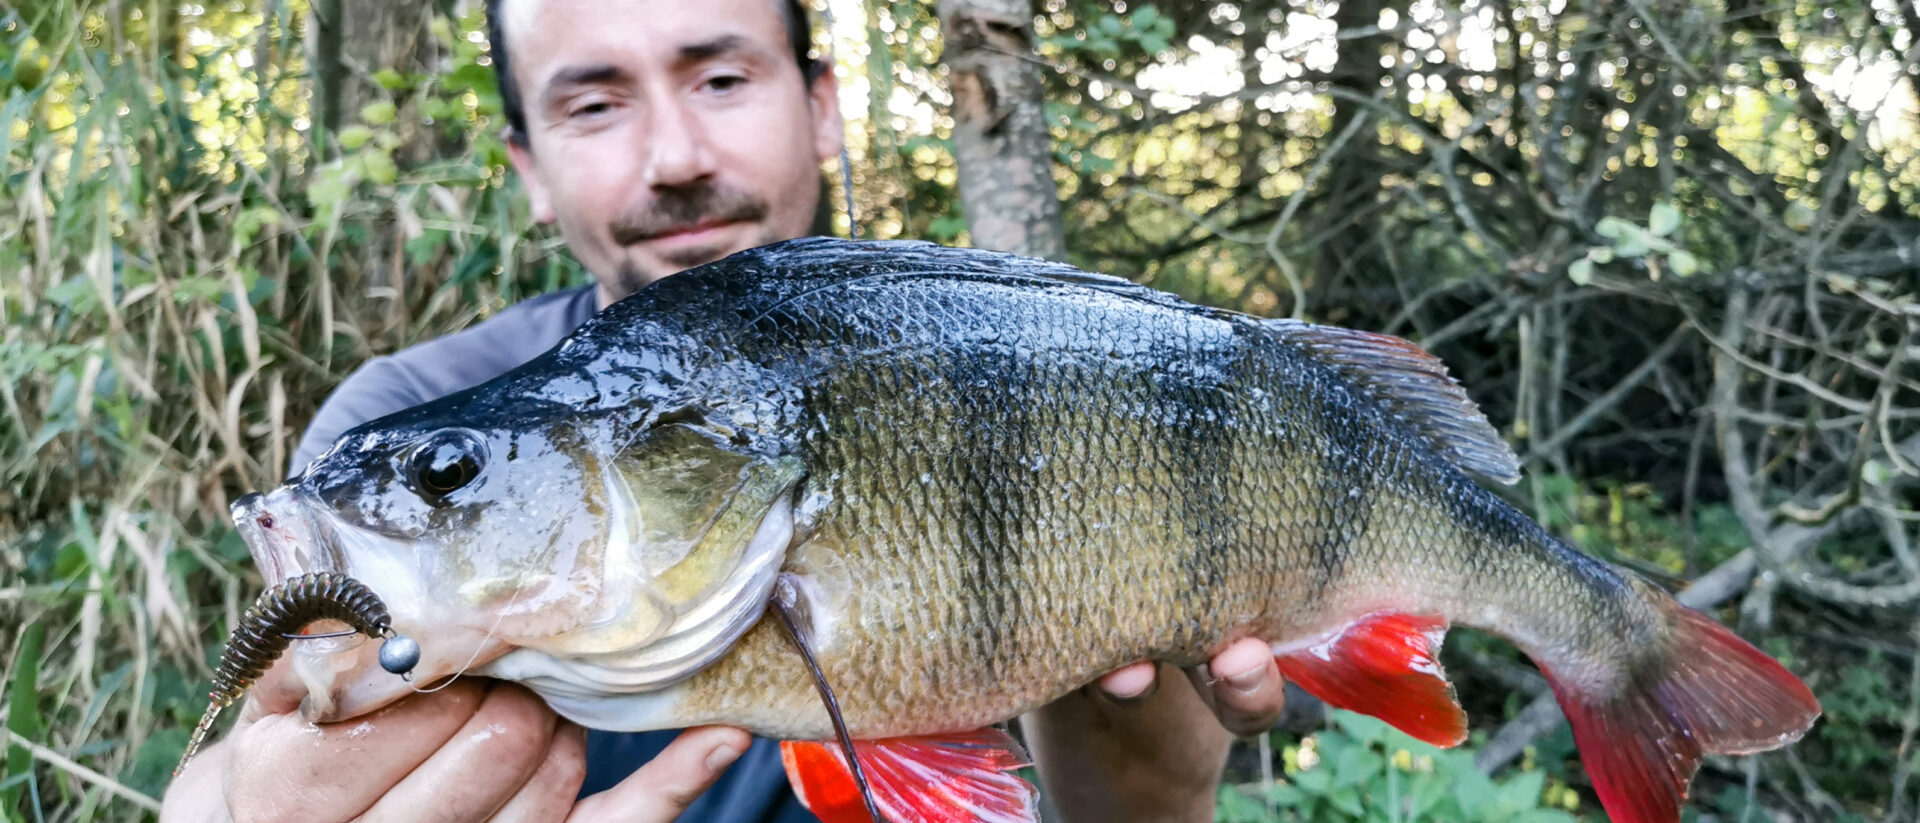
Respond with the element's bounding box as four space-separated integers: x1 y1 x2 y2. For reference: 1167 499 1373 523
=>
1 0 1916 819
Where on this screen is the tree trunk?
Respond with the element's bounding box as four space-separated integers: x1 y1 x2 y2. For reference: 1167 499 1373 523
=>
310 0 440 163
1307 0 1391 321
937 0 1068 261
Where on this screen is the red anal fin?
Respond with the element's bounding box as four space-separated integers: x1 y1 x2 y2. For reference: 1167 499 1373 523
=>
781 728 1039 823
1275 612 1468 747
1543 602 1820 823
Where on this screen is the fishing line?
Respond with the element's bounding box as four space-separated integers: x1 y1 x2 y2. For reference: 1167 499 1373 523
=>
817 0 860 239
406 581 525 694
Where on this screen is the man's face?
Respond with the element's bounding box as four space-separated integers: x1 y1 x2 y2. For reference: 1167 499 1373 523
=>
502 0 842 305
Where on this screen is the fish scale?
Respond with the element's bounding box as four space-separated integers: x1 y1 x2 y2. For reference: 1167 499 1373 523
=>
663 280 1447 737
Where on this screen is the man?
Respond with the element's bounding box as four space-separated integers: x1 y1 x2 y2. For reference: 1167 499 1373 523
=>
161 1 1287 820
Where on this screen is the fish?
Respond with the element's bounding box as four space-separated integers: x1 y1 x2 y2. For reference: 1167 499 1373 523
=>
228 237 1819 823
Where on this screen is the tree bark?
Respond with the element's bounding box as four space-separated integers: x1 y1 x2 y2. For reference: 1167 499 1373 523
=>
310 0 440 162
937 0 1068 261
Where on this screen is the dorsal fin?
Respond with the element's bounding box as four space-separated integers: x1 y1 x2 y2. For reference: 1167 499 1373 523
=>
1268 320 1522 484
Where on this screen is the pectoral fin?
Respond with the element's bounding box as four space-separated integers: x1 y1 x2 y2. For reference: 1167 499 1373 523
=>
779 729 1039 823
1274 612 1468 747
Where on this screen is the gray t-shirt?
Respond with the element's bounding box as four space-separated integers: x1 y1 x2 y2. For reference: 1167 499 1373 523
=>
290 284 814 823
290 285 600 470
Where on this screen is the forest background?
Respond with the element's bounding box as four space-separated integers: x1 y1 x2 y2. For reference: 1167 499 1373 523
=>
3 0 1918 820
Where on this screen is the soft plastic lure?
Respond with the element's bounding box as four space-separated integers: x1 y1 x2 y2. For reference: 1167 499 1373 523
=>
174 571 416 775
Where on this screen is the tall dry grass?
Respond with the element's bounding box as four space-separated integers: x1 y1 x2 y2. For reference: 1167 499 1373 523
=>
1 4 579 819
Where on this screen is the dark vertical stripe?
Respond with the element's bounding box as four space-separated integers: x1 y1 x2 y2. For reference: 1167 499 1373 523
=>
1304 347 1377 606
953 341 1029 676
1167 337 1240 620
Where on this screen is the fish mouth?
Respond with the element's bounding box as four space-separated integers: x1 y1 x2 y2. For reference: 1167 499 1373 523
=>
230 488 510 722
233 488 347 584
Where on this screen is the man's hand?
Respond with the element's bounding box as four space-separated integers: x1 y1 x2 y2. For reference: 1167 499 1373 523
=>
159 659 749 823
1023 637 1285 823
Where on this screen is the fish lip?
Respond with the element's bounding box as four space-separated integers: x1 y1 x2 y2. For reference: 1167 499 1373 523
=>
232 487 346 582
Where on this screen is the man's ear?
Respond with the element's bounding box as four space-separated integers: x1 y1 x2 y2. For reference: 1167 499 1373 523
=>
807 58 845 164
506 134 556 224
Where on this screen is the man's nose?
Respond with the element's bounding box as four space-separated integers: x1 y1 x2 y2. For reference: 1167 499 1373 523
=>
643 98 717 188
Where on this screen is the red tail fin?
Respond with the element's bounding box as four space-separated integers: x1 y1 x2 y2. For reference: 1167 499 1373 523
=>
1542 603 1820 823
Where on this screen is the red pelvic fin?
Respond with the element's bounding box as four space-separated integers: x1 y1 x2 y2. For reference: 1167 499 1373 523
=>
779 728 1039 823
1543 604 1820 823
1275 612 1468 747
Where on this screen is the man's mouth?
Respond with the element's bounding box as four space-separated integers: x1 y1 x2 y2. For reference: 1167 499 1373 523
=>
645 218 739 244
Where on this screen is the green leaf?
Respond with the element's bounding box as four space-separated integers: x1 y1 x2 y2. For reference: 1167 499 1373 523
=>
1496 768 1547 812
362 150 399 186
1293 763 1332 793
1649 201 1681 236
372 69 410 91
1331 744 1383 787
1568 257 1594 285
1594 216 1635 239
447 62 499 97
1668 249 1699 276
336 124 374 151
233 206 282 247
1326 785 1367 817
1133 5 1162 29
359 100 398 125
1097 15 1124 36
1615 227 1651 257
1408 771 1449 817
1589 245 1615 263
1784 201 1817 231
1863 459 1890 487
929 214 968 242
121 727 189 799
5 624 46 811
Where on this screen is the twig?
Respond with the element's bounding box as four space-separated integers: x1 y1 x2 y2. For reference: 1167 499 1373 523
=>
1526 324 1691 462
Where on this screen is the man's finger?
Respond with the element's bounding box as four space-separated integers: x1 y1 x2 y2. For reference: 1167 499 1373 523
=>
1093 660 1159 703
357 683 559 823
1187 637 1286 736
568 726 751 823
225 680 488 823
487 723 589 823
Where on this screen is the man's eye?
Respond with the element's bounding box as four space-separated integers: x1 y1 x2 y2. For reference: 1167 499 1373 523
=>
703 75 746 94
570 100 613 118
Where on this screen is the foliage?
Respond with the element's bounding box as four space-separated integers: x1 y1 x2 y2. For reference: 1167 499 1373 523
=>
1 2 575 820
1218 712 1584 823
5 0 1918 820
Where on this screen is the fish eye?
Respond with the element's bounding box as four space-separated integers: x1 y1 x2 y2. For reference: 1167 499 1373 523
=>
405 429 487 504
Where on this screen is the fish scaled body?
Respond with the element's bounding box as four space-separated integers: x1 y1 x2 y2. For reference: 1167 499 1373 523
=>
239 238 1818 823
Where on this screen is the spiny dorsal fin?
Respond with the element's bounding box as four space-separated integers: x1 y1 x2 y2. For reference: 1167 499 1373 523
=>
1268 320 1522 484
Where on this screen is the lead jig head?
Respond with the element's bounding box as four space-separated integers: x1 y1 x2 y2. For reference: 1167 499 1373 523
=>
379 633 421 680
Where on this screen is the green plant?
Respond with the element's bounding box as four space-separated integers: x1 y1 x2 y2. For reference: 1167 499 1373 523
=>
1217 712 1586 823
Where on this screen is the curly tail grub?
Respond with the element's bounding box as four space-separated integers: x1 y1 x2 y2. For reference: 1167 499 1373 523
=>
174 572 393 776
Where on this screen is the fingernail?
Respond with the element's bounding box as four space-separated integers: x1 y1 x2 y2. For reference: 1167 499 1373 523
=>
1222 663 1266 697
706 744 741 772
1110 678 1157 703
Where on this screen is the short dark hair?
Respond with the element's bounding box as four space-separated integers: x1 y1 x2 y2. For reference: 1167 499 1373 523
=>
486 0 825 146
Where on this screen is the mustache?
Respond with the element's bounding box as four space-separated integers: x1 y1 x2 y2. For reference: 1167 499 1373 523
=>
609 185 769 245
